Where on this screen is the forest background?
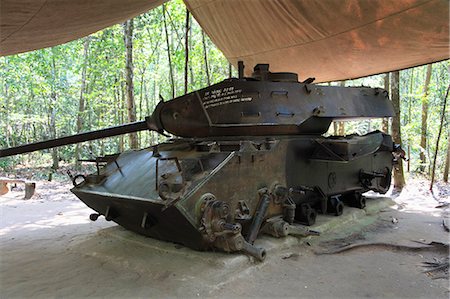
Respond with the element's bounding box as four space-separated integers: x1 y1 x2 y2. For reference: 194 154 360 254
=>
0 0 449 187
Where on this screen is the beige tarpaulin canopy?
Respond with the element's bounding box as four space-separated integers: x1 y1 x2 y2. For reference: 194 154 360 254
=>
0 0 166 56
185 0 449 82
1 0 449 82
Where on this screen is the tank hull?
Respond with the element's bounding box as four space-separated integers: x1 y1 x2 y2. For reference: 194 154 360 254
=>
72 131 394 259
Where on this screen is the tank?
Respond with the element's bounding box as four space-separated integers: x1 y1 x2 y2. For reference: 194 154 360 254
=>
0 63 404 261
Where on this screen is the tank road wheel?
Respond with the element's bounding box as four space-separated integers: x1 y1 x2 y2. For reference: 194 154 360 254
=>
328 196 344 216
298 204 317 226
334 201 344 216
354 193 366 209
305 208 317 226
344 192 366 209
89 213 100 221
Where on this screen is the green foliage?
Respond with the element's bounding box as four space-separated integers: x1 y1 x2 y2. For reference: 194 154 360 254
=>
0 157 12 171
398 62 449 175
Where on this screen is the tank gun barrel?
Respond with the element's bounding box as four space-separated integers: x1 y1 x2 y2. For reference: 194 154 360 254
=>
0 120 151 158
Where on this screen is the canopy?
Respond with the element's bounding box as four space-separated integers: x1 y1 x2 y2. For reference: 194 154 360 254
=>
1 0 448 82
186 0 449 82
0 0 165 56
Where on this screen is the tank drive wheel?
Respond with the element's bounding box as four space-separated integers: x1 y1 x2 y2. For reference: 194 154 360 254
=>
298 204 317 226
377 167 392 194
328 196 344 216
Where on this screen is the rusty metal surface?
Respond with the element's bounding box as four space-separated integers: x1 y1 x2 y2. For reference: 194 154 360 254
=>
158 65 394 137
72 131 394 259
0 121 149 158
0 63 398 260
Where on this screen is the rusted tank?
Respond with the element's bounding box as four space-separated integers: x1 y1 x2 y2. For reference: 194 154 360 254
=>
1 63 402 260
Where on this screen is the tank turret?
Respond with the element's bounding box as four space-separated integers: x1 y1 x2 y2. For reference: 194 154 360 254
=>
152 63 394 137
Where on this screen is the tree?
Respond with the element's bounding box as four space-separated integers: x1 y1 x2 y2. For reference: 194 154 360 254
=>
337 81 346 135
2 57 11 148
75 37 91 169
406 69 414 172
391 71 405 190
444 129 450 182
162 4 175 99
202 30 210 86
184 9 190 94
124 19 138 149
419 64 432 172
430 84 449 190
49 48 59 171
382 72 390 133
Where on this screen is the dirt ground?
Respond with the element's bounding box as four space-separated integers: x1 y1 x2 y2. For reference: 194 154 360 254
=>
0 176 449 298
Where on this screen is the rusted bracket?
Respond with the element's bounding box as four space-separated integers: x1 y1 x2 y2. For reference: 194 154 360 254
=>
156 156 188 211
155 156 184 191
247 189 271 244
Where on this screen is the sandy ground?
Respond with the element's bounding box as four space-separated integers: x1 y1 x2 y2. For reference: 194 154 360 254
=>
0 177 449 298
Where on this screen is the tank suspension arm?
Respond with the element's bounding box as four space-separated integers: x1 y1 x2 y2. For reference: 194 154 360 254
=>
241 240 266 261
0 120 153 158
246 192 271 244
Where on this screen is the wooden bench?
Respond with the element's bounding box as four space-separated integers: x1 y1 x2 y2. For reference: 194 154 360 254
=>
0 178 36 199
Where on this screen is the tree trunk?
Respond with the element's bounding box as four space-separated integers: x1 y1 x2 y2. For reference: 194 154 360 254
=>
119 80 125 152
382 72 390 133
3 62 11 147
391 71 405 190
444 128 450 183
184 9 190 94
124 19 138 149
337 81 346 135
338 122 345 135
202 30 210 85
49 91 58 170
139 72 144 120
228 63 232 78
430 84 449 190
75 37 90 169
49 51 59 171
113 77 121 152
163 4 175 99
188 22 195 88
419 64 432 172
407 69 414 172
333 122 338 135
138 70 145 145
